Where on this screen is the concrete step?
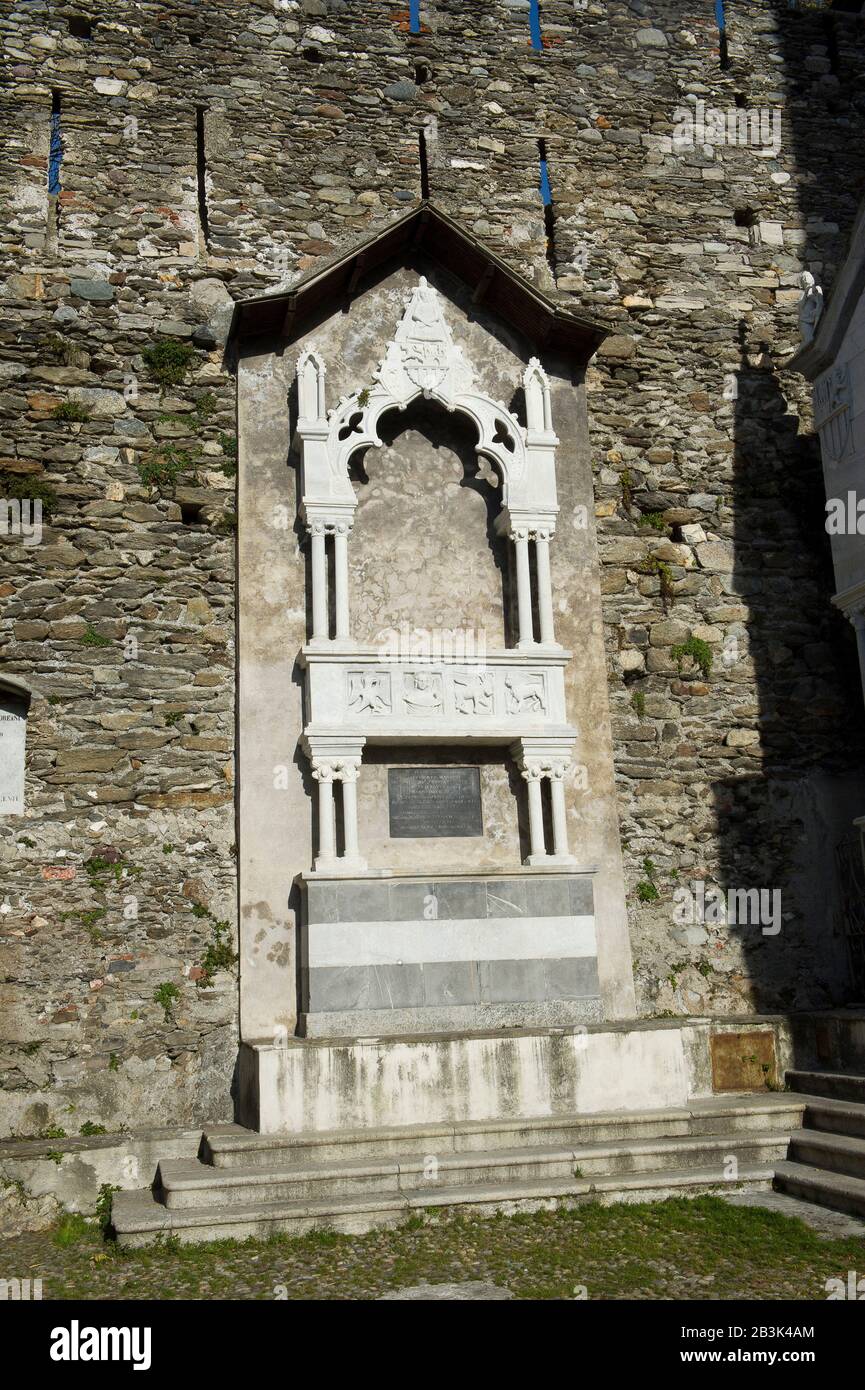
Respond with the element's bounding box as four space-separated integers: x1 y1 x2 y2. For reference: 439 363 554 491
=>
774 1161 865 1222
202 1095 804 1170
800 1096 865 1141
788 1129 865 1182
157 1130 789 1211
787 1070 865 1105
113 1162 776 1248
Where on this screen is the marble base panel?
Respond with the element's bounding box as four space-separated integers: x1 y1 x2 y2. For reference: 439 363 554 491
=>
300 872 599 1037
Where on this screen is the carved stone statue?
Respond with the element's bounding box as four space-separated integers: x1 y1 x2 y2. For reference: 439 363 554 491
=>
798 271 824 345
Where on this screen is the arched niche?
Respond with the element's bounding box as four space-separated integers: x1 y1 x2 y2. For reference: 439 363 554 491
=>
348 396 510 647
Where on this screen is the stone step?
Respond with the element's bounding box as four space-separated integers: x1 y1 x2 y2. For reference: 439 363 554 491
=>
113 1162 776 1248
788 1129 865 1182
801 1096 865 1141
157 1130 789 1211
202 1095 804 1170
787 1070 865 1105
774 1161 865 1222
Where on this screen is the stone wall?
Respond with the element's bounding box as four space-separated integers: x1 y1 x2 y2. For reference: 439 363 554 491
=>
2 0 865 1134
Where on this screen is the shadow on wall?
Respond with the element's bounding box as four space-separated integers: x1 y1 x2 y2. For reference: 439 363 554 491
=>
711 0 865 1010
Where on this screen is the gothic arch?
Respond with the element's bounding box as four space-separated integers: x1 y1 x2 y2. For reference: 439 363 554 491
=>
295 278 559 522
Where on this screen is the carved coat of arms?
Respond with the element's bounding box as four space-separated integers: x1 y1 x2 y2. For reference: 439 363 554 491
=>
377 277 473 403
814 364 852 466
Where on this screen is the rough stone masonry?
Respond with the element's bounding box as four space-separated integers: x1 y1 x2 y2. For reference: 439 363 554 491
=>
1 0 865 1137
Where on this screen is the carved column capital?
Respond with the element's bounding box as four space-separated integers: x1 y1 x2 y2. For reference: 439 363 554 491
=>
520 762 544 783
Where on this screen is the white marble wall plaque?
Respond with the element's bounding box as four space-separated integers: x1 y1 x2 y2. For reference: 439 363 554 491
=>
0 692 27 815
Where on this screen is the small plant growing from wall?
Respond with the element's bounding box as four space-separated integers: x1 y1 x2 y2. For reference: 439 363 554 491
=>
154 981 181 1021
137 447 192 497
79 1120 107 1137
0 470 58 520
217 432 237 477
51 399 90 422
142 338 196 388
198 917 237 988
80 625 111 648
630 689 646 719
96 1184 119 1232
638 511 669 534
636 857 660 903
638 553 675 609
671 635 713 680
193 391 217 421
190 903 238 988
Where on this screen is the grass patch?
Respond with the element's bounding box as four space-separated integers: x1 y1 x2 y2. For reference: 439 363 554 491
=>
53 1212 92 1248
22 1195 865 1301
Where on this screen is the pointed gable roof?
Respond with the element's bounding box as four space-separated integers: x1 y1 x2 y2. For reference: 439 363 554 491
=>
227 199 608 361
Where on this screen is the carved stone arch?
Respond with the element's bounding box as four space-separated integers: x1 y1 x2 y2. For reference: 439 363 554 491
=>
325 380 529 503
297 277 557 520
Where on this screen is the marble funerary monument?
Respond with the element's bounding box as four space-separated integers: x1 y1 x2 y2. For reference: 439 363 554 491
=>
236 212 636 1131
5 1 865 1240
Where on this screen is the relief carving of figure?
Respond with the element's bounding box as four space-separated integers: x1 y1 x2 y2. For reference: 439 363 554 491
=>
347 671 391 715
403 671 444 714
504 673 546 715
454 670 494 716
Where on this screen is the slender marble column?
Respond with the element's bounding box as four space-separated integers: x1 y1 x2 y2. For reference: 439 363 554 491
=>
314 765 335 864
310 523 328 642
534 529 555 645
341 766 360 860
523 765 546 859
334 524 350 641
550 765 570 859
514 529 534 647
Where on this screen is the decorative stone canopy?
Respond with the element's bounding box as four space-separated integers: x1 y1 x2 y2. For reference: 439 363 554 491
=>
227 200 609 361
295 277 560 523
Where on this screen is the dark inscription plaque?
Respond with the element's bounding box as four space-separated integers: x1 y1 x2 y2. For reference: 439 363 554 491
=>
388 766 483 839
